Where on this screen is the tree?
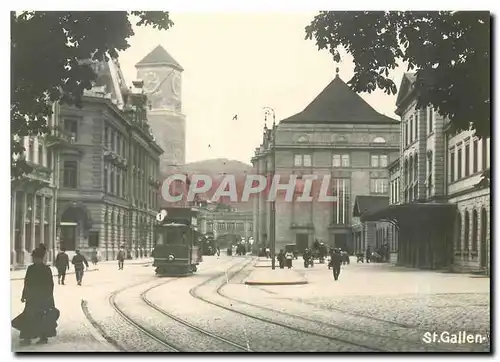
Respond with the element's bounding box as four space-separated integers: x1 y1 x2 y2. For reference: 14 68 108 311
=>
11 11 174 179
305 11 490 138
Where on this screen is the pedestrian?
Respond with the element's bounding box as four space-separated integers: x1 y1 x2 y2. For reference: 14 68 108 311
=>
54 248 69 285
285 251 294 269
91 248 98 266
117 247 125 270
277 249 285 269
71 250 89 286
331 248 343 281
366 246 372 264
265 247 271 259
12 248 58 345
216 245 220 258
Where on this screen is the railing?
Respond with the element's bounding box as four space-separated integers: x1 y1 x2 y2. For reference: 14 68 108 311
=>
45 125 75 145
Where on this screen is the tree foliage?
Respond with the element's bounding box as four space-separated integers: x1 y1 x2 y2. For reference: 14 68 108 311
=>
305 11 490 139
11 11 174 179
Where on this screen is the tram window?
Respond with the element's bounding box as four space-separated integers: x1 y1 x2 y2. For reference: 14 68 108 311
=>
156 233 165 246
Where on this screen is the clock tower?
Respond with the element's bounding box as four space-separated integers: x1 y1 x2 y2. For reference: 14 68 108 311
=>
136 45 186 173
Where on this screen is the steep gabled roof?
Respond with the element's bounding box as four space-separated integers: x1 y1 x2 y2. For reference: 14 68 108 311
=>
280 74 398 125
353 196 389 218
135 45 184 71
395 72 417 108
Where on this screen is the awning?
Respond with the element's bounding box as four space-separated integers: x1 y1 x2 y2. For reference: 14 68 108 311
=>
360 203 457 223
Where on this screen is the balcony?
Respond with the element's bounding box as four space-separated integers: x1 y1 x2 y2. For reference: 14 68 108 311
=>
44 125 76 149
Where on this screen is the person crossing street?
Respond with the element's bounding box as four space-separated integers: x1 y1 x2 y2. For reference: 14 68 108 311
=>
330 248 343 281
71 250 89 286
54 248 69 285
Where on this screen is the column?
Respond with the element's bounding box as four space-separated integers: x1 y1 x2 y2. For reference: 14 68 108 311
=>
11 191 17 268
40 196 46 246
30 193 36 252
48 197 55 263
20 192 28 265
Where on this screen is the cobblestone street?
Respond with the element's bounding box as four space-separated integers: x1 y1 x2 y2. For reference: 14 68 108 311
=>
11 256 490 352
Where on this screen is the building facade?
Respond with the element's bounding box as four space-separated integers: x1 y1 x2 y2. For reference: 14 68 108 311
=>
11 126 61 268
361 73 491 274
252 71 400 253
136 45 186 173
55 59 163 262
198 207 253 246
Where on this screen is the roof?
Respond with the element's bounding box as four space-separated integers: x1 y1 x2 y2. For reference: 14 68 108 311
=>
395 72 417 109
353 196 389 218
280 74 399 125
135 45 184 71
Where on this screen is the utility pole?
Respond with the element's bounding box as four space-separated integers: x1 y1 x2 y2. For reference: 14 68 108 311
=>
264 107 276 270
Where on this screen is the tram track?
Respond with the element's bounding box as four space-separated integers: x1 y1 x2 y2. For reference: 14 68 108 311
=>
189 259 385 352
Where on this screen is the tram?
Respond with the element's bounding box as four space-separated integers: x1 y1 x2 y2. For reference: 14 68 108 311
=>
152 207 202 276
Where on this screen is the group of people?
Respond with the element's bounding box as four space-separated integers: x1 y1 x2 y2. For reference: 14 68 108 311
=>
13 244 129 346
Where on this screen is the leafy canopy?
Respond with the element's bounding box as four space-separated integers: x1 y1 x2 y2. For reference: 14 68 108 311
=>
305 11 490 138
11 11 173 179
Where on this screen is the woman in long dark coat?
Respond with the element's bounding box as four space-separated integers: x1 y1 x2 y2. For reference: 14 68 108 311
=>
16 248 57 345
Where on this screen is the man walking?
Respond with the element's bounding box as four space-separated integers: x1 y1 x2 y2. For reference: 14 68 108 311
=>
330 248 343 281
117 247 125 270
54 248 69 285
71 250 89 286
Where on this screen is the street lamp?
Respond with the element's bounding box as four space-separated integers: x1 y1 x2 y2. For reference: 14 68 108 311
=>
263 107 276 270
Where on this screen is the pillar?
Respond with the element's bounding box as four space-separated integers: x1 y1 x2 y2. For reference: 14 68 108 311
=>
30 193 36 252
19 192 28 265
48 197 55 263
40 196 46 246
11 191 17 268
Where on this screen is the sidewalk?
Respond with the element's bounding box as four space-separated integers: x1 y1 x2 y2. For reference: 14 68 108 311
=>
10 258 152 281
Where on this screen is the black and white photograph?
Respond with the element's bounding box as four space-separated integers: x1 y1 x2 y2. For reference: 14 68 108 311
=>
8 7 491 354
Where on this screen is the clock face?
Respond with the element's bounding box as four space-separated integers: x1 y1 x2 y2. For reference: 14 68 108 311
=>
142 71 159 93
171 72 181 97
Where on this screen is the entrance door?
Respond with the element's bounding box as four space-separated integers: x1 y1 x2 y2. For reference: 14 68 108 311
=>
334 234 347 251
480 208 488 269
295 234 308 253
60 226 77 251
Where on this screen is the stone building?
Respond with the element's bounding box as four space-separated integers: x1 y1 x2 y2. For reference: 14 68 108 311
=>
198 206 253 246
252 70 400 253
360 73 491 274
56 59 163 262
136 45 186 173
11 114 62 268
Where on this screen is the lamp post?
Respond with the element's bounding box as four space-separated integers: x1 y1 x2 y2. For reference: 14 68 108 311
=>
263 107 276 270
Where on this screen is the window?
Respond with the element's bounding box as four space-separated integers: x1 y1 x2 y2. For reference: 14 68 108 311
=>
44 198 51 222
47 149 52 170
110 168 115 194
428 107 434 134
371 155 388 168
332 155 341 167
370 179 388 194
104 166 108 193
117 170 121 197
464 211 470 251
111 131 115 151
64 119 78 141
473 139 478 174
122 176 126 198
450 150 455 182
341 154 349 167
332 178 351 224
457 147 462 179
404 121 409 146
414 113 419 141
409 116 414 142
465 143 470 177
104 126 109 148
63 161 78 188
38 145 43 165
303 154 312 167
35 195 42 220
294 154 311 166
28 138 34 162
333 154 349 167
481 137 488 170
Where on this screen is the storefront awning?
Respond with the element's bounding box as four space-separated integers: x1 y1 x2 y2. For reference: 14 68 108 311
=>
360 202 456 223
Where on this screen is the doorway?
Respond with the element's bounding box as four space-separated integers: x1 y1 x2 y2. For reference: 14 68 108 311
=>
334 233 347 251
60 225 77 251
480 208 488 269
295 233 308 253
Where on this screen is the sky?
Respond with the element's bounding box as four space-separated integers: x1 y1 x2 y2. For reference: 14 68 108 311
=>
117 12 407 165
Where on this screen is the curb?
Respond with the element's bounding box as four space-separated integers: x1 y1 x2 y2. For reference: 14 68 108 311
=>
244 280 308 286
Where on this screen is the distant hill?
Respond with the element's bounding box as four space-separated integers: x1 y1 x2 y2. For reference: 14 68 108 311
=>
160 159 254 211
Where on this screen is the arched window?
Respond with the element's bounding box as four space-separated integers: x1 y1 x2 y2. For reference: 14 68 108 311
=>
464 211 470 251
373 137 386 143
455 212 462 250
471 210 478 252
